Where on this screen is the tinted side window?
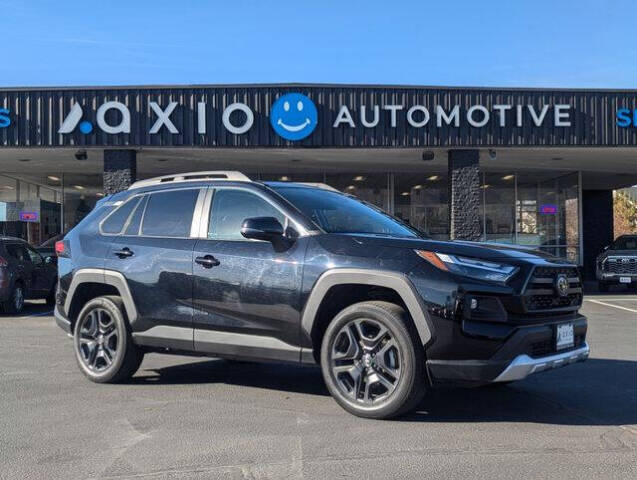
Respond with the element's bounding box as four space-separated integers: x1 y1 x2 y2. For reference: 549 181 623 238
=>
141 189 199 237
25 246 43 265
208 189 285 240
101 197 142 234
5 244 28 262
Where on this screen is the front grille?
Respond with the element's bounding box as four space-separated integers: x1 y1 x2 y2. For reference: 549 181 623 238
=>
522 266 582 312
602 257 637 274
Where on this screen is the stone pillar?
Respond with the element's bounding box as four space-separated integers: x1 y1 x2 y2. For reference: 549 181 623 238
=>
582 190 613 280
448 149 481 240
103 150 137 194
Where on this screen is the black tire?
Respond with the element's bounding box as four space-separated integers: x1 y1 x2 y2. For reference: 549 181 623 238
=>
598 281 609 293
320 301 426 419
2 282 25 314
45 286 56 307
73 295 144 383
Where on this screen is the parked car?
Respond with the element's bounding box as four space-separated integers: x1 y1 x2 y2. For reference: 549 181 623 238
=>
54 172 589 419
36 232 67 261
596 234 637 292
0 236 58 313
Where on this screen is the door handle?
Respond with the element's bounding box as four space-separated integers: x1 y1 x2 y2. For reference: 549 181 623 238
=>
195 255 220 268
114 248 134 258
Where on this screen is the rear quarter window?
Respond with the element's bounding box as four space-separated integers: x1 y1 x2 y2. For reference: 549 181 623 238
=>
101 197 142 234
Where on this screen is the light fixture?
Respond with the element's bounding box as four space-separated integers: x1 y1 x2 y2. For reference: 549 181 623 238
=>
74 185 85 190
401 192 410 196
2 185 14 190
421 151 435 161
427 175 440 181
488 149 497 160
75 150 88 161
346 185 356 190
502 174 514 180
353 175 365 182
96 192 104 197
481 184 490 189
413 184 423 190
47 175 60 182
279 176 289 181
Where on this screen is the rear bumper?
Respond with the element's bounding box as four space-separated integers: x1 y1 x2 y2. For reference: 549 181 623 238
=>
54 304 72 335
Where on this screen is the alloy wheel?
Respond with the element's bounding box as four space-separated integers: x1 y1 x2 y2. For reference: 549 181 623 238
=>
77 308 119 372
329 318 402 405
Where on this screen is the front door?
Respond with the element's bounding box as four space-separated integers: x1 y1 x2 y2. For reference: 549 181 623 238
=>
192 187 306 362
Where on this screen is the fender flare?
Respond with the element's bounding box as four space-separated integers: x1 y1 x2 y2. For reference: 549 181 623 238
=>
63 268 138 323
300 268 433 347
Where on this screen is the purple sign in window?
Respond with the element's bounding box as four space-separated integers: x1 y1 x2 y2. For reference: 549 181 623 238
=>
19 211 38 222
539 204 558 215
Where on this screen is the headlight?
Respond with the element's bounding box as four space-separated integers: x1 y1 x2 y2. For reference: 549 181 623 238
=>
415 250 519 284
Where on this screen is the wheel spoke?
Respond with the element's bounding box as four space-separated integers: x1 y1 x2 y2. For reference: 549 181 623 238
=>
374 338 400 377
353 319 388 350
332 325 361 361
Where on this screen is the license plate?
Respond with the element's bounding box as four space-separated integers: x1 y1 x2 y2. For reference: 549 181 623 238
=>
556 323 574 350
620 276 632 284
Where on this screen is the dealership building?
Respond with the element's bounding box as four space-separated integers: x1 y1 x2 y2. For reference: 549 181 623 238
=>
1 83 637 279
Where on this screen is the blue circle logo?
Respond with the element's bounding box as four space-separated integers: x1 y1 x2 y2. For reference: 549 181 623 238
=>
79 121 93 134
270 93 317 141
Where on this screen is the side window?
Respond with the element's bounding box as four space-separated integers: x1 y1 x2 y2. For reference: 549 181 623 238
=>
141 189 199 238
123 195 147 236
101 197 142 234
5 244 27 261
208 189 286 240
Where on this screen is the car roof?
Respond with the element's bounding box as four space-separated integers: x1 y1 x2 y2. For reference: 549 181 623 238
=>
0 236 26 243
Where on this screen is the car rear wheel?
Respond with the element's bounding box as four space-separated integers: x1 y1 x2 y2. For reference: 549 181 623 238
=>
2 283 25 314
320 301 426 419
73 296 144 383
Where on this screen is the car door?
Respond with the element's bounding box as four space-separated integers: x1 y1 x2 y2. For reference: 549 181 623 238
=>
192 186 306 361
4 243 35 293
24 244 54 296
103 187 203 350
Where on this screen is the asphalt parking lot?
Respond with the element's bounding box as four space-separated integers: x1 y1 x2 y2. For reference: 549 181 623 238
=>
1 297 636 480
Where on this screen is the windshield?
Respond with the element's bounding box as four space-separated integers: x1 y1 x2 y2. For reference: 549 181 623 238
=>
271 186 419 238
611 237 637 250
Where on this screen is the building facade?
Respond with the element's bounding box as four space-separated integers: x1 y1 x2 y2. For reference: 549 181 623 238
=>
2 83 636 278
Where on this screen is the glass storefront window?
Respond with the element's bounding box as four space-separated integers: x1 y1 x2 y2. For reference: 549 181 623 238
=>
482 173 516 244
394 173 449 239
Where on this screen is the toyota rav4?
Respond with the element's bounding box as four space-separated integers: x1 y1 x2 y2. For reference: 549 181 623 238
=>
54 171 589 419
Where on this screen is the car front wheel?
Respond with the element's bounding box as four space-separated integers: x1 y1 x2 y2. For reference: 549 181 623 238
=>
73 295 144 383
320 301 426 419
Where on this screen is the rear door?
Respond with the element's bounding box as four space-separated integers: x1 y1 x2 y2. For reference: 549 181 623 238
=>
192 186 306 361
4 243 36 294
24 244 54 296
103 187 204 350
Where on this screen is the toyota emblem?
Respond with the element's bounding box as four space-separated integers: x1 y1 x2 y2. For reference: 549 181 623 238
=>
555 274 569 297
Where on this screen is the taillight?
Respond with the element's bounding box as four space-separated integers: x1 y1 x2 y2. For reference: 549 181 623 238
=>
55 240 70 258
0 255 7 267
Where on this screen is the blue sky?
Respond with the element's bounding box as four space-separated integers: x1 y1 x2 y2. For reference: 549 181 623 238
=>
1 0 635 88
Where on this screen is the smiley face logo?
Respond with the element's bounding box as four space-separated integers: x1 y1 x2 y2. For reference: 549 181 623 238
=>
270 93 318 141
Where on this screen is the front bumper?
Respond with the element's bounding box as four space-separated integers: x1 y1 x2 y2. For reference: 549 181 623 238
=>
426 315 588 385
597 272 637 283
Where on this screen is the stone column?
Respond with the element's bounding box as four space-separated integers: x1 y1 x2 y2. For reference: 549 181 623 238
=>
448 149 481 241
103 150 137 194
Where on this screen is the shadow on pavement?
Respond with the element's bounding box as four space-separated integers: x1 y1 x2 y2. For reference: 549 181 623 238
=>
0 301 52 317
134 357 637 426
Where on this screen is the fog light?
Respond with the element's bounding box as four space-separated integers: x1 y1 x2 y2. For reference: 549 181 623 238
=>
470 298 478 310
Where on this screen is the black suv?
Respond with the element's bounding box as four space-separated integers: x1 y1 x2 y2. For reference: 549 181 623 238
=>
54 172 589 419
1 236 57 313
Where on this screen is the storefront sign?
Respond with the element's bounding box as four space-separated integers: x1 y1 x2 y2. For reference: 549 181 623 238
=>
616 108 637 127
539 204 558 215
19 211 38 222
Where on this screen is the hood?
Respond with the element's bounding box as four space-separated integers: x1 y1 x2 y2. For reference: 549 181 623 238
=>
598 249 637 258
337 234 571 265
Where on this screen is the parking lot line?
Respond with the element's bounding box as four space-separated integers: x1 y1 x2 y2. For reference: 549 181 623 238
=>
585 298 637 313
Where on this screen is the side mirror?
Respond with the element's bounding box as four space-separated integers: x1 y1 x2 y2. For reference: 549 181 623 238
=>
241 217 285 242
603 245 610 251
45 256 56 265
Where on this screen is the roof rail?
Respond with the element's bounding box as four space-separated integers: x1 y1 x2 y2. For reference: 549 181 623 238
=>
129 171 251 190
